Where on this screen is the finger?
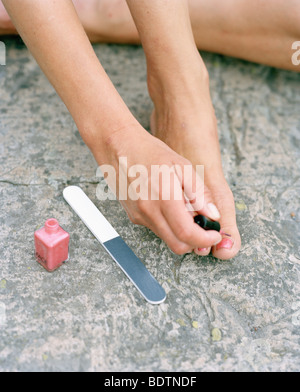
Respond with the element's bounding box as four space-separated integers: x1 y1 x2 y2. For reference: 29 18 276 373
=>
144 211 194 255
161 198 222 249
175 164 221 221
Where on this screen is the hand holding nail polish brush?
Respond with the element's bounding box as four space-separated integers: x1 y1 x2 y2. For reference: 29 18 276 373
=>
194 215 231 237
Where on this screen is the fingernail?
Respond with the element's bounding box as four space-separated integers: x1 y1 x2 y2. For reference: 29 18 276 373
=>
216 238 234 251
207 203 221 221
213 235 223 246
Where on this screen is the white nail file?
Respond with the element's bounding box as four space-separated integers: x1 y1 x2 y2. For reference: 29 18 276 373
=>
63 186 166 304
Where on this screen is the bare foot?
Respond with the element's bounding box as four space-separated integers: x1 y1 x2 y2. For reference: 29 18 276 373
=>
149 71 241 260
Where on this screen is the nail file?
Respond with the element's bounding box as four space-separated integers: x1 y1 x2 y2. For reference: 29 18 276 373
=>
63 186 166 304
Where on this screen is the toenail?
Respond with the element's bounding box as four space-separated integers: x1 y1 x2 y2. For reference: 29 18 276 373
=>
216 238 234 251
198 248 209 252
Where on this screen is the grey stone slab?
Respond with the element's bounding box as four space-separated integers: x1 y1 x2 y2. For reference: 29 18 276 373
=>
0 36 299 372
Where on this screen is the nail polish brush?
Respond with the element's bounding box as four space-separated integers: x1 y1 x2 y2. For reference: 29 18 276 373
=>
194 215 232 237
194 215 221 232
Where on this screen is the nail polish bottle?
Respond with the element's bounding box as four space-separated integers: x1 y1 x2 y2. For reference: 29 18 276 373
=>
34 219 70 272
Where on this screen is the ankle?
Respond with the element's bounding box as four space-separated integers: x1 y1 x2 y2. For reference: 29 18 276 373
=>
148 62 212 125
147 54 210 110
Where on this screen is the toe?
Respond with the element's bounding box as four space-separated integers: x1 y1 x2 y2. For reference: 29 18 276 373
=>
210 181 241 261
212 226 241 260
194 247 212 256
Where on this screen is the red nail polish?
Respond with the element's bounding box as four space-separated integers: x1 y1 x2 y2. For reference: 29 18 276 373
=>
198 248 208 252
34 219 70 272
216 238 234 251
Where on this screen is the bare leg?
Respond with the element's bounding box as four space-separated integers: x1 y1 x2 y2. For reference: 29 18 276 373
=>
1 0 299 71
1 0 241 260
70 0 139 44
0 0 138 41
126 0 241 260
2 0 223 256
189 0 300 72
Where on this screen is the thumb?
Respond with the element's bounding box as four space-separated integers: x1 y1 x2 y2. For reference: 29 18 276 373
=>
197 184 221 222
175 164 221 222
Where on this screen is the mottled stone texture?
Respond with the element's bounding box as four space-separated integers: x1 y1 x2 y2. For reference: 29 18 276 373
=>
0 37 299 372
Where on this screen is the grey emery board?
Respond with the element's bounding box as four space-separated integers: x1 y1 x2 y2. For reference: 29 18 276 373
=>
63 186 166 304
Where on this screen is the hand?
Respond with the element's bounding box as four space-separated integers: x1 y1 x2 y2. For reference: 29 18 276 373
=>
93 125 222 255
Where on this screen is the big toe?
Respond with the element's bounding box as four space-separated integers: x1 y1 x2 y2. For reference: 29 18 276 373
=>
210 181 241 260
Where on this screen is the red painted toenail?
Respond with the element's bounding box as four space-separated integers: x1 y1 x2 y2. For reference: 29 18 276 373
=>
198 248 208 252
216 238 234 251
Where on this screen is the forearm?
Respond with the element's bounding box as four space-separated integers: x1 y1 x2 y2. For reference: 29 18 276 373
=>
2 0 136 157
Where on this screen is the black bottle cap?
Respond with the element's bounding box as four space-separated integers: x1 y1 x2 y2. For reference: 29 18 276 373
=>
194 215 221 232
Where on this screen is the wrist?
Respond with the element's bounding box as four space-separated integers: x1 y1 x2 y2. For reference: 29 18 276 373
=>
80 117 145 166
